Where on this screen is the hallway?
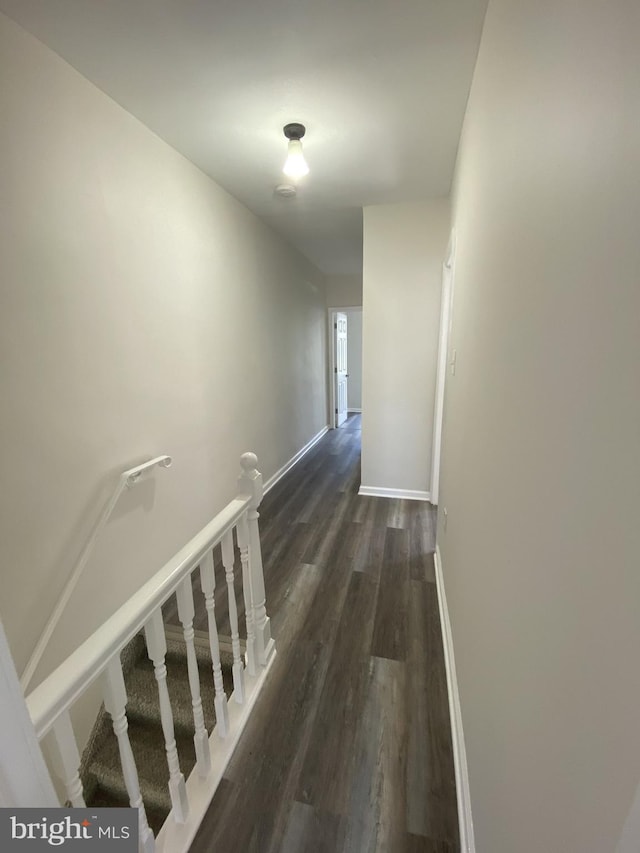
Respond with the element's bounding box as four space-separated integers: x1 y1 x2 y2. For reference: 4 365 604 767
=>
189 415 458 853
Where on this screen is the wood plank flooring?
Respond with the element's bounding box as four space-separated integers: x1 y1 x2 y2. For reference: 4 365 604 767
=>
186 414 458 853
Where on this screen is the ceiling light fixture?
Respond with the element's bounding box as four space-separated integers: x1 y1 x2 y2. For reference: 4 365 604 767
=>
282 123 309 179
275 183 297 198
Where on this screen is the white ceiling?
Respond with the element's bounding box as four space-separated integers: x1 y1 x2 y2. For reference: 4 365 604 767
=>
0 0 488 275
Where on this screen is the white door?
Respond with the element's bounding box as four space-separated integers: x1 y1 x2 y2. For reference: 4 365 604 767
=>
334 312 348 427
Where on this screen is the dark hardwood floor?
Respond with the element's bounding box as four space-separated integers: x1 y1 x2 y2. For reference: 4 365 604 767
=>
186 414 459 853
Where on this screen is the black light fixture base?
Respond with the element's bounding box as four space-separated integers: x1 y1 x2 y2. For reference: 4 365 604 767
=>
283 122 306 141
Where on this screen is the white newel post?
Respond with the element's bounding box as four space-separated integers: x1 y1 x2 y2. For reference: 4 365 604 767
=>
0 619 58 808
144 610 189 823
199 550 230 738
236 513 257 677
176 577 212 778
221 528 245 704
102 657 155 853
238 453 275 668
48 711 85 807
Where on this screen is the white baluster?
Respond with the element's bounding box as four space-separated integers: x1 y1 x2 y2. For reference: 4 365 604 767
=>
48 711 85 807
102 657 155 853
238 453 275 667
221 528 245 704
199 550 230 737
236 513 257 677
144 610 189 823
176 576 211 778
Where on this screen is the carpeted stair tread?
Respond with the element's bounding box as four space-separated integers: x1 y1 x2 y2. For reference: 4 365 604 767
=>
87 786 168 836
82 631 236 835
165 634 236 669
125 652 234 733
87 716 195 815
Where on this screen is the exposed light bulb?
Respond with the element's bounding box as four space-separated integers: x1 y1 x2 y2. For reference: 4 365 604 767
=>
283 138 309 179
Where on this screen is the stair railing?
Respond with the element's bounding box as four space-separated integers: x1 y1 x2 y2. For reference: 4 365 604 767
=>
20 455 173 692
22 452 275 853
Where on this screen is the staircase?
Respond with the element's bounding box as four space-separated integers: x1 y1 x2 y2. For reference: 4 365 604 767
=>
80 632 235 835
19 452 275 853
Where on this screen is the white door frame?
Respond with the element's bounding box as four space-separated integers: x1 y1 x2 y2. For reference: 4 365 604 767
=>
327 306 361 429
0 618 58 807
430 230 456 505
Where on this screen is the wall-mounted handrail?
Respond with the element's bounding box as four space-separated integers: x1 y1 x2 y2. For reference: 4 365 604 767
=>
20 455 173 692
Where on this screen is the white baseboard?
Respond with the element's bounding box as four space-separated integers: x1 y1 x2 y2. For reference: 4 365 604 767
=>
358 485 431 502
347 407 362 413
263 426 330 495
434 546 475 853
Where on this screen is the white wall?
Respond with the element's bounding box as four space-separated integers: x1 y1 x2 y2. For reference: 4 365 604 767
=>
439 1 640 851
325 274 363 308
361 201 449 496
0 12 328 687
345 310 362 410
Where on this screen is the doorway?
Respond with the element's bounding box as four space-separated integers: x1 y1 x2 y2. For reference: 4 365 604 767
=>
335 311 348 427
328 307 362 429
